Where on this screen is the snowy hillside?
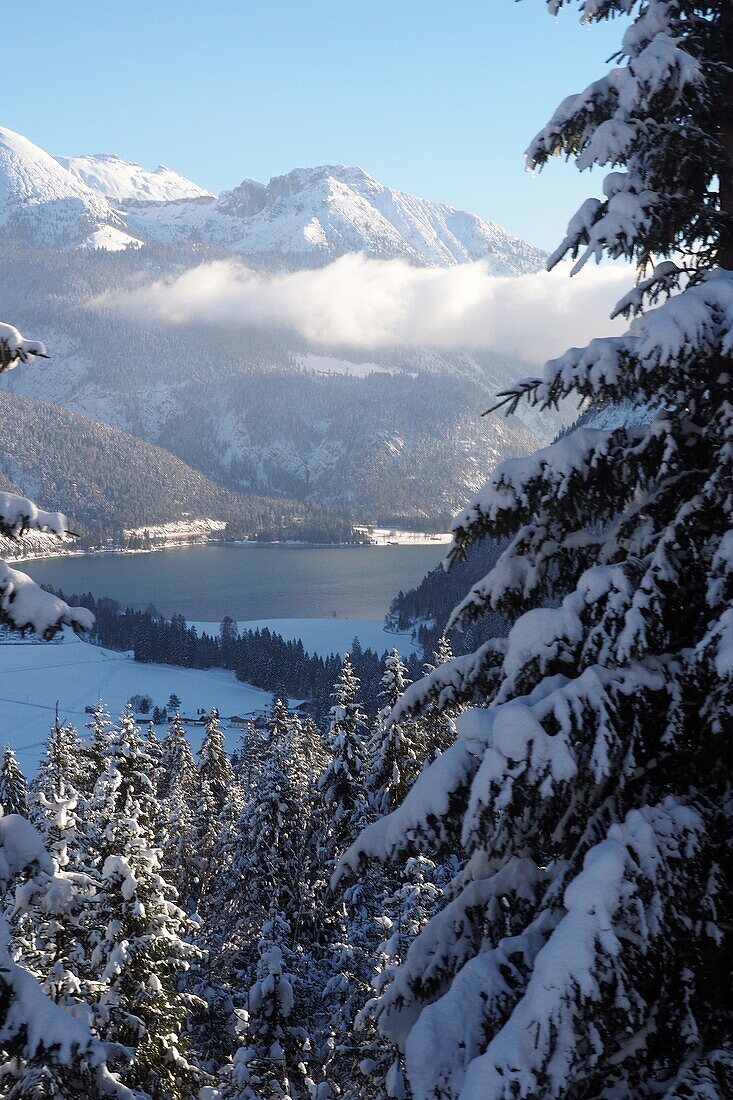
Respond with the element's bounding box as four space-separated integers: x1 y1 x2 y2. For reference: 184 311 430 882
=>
126 164 545 271
56 152 213 203
0 126 140 249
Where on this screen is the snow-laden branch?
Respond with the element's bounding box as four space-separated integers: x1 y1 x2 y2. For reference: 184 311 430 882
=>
0 491 70 540
452 800 706 1100
0 815 137 1098
0 560 94 638
0 323 48 374
484 270 733 418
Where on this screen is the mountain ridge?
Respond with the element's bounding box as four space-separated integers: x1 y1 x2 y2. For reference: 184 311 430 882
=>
0 125 544 270
124 161 546 271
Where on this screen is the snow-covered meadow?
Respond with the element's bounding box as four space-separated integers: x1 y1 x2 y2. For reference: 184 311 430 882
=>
0 631 273 774
0 618 417 774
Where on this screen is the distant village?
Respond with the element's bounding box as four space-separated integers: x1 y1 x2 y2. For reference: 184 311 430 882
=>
88 692 308 732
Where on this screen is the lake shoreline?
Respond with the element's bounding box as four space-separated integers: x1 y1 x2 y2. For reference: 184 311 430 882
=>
9 531 451 565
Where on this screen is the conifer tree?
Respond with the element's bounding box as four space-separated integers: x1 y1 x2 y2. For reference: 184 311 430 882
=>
0 748 28 816
0 808 135 1099
198 707 233 815
34 717 87 809
244 700 308 927
356 856 444 1100
298 716 328 776
144 721 165 807
10 786 98 1033
222 915 316 1100
188 708 235 910
159 713 197 802
338 5 733 1096
78 700 113 797
317 656 369 860
88 757 202 1100
159 714 197 905
367 650 421 816
419 637 460 760
100 707 161 838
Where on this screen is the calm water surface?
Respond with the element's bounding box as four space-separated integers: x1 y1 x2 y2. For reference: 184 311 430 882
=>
21 544 444 621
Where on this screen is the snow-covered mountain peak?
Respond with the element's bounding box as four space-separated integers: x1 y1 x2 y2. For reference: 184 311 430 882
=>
203 163 546 272
0 127 142 249
0 126 110 225
54 151 213 204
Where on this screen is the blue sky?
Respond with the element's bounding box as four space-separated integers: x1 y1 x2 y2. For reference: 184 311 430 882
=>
4 2 624 250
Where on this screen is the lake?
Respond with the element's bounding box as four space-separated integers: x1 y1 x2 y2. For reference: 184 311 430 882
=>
20 543 445 622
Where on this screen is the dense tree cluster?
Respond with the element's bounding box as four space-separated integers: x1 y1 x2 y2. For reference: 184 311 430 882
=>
0 642 456 1098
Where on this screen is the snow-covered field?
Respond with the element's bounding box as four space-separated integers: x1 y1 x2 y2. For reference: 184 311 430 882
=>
192 617 417 657
0 631 274 774
353 526 452 547
0 618 416 774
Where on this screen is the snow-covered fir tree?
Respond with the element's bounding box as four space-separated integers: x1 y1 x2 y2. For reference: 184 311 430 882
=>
418 637 460 761
243 700 309 931
33 716 88 811
99 706 162 839
187 708 235 910
8 784 100 1065
0 748 28 816
144 720 165 800
367 650 421 816
198 707 234 815
355 856 445 1100
0 812 136 1100
317 655 370 861
337 4 733 1097
86 701 114 783
88 750 202 1099
159 713 198 906
159 713 197 802
221 914 318 1100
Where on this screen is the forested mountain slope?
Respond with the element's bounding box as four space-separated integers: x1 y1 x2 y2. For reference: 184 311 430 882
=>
0 391 314 539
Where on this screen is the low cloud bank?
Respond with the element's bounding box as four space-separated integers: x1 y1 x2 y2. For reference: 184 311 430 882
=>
95 254 631 362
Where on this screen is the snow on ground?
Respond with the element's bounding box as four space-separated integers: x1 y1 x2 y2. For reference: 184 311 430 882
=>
79 225 143 252
123 517 226 540
354 526 452 546
0 630 274 774
192 617 418 658
297 354 395 378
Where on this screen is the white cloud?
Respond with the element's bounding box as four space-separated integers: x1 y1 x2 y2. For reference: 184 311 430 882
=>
94 254 632 363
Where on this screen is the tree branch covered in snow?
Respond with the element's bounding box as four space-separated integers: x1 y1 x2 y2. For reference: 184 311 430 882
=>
0 325 92 638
